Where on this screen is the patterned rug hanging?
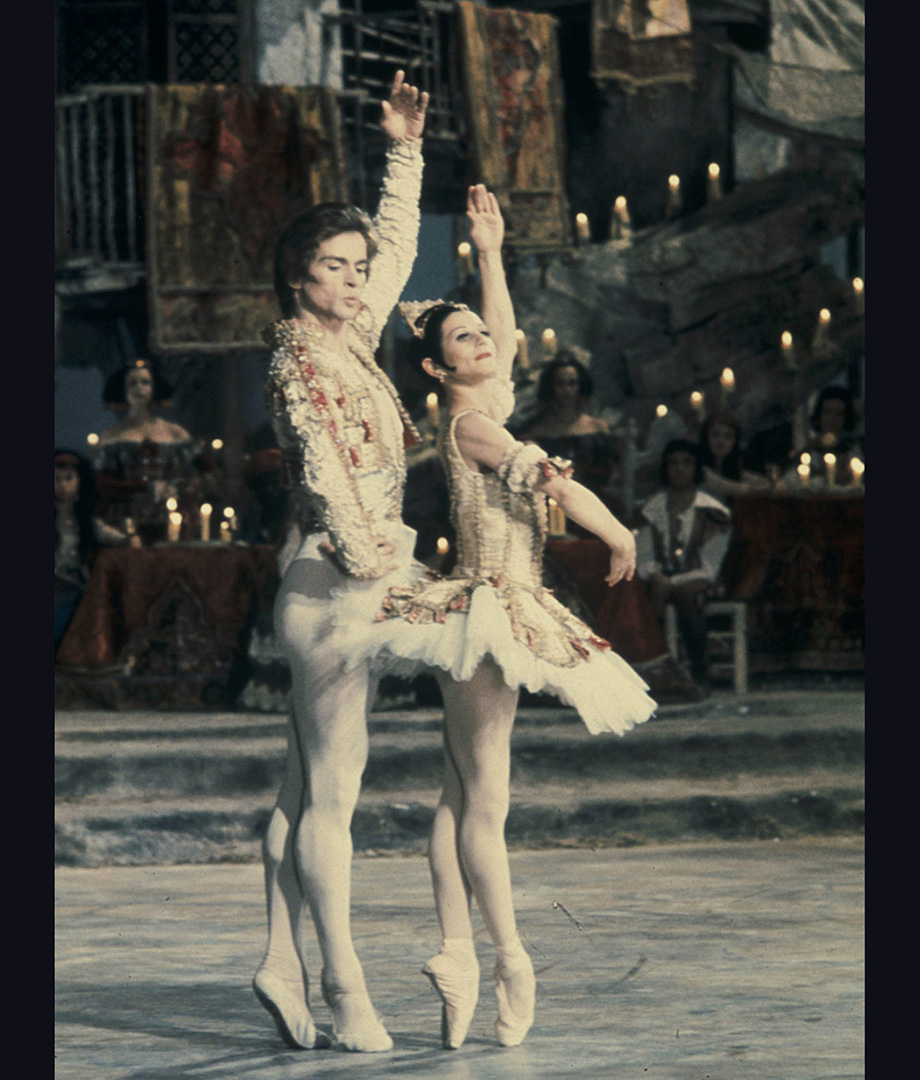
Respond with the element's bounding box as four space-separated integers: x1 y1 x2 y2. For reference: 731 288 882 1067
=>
457 1 571 251
147 84 348 353
590 0 696 92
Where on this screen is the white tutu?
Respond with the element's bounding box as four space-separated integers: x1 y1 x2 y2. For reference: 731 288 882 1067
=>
329 575 656 736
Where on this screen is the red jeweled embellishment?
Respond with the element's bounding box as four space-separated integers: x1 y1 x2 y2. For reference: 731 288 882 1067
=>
590 636 612 651
362 420 373 442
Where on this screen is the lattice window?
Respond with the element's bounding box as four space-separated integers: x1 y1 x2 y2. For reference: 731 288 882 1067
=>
56 0 251 90
56 1 148 92
169 0 249 82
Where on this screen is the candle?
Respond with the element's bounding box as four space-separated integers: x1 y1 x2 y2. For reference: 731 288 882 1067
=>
547 497 566 536
436 537 450 556
166 496 178 513
823 452 837 486
614 195 630 225
849 457 865 485
611 195 631 240
86 432 99 448
800 452 812 466
690 390 705 420
575 213 590 244
219 520 232 543
781 330 796 370
168 511 182 542
211 438 223 451
797 463 810 485
223 506 237 534
852 277 864 316
515 328 530 371
720 367 735 408
426 392 439 428
707 162 723 202
666 174 682 218
199 502 212 542
655 404 668 419
541 328 557 360
457 242 474 277
811 309 832 353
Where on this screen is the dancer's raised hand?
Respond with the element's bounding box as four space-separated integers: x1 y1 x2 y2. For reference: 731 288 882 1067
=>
381 70 429 141
467 184 504 256
605 528 637 587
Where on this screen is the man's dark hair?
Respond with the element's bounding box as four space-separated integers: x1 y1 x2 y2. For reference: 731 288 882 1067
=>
659 438 704 487
273 203 379 318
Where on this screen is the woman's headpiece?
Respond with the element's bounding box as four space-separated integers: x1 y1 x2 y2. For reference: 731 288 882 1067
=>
398 300 469 339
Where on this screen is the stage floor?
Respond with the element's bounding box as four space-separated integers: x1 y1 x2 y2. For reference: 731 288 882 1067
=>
55 838 864 1079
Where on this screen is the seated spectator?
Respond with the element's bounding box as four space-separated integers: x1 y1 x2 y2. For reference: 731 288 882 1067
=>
788 385 864 485
521 352 621 519
96 359 201 523
635 439 732 690
698 413 769 501
240 448 291 546
523 351 610 438
55 448 138 651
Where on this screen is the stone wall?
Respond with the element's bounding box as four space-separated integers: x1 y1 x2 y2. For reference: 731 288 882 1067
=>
504 163 865 444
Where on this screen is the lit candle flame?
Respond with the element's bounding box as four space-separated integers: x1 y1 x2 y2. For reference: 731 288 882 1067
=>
720 368 735 389
819 308 831 324
166 497 178 512
211 438 223 450
656 404 668 418
86 433 99 447
436 537 449 555
800 453 811 466
781 331 793 349
708 163 720 179
668 175 680 191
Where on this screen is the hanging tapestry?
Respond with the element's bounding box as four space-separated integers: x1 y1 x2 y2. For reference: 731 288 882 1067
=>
147 84 349 353
457 1 571 250
590 0 695 91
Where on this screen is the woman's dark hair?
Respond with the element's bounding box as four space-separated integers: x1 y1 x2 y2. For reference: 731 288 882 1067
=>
274 203 380 319
54 448 98 564
536 351 594 404
811 386 856 433
699 412 744 480
103 359 173 407
405 303 467 382
659 438 704 487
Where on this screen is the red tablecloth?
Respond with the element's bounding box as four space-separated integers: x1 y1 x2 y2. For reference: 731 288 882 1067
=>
55 544 280 707
544 539 667 664
719 493 864 668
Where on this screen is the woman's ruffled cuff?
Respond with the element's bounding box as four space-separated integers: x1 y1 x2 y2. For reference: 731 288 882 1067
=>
497 442 573 494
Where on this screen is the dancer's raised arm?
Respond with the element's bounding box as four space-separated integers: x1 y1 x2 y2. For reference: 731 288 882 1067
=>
360 71 430 336
466 184 516 378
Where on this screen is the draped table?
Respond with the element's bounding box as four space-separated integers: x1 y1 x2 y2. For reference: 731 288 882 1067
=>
719 491 865 671
55 544 280 708
546 488 864 676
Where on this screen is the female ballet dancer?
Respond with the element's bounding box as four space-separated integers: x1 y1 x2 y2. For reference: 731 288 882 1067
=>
331 185 657 1049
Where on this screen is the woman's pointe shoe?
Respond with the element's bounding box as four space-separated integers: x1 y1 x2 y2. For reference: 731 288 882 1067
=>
422 949 480 1049
320 973 394 1053
494 950 535 1047
252 964 329 1049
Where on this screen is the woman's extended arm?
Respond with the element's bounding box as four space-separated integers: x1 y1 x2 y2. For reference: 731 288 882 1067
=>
455 413 636 585
467 185 516 378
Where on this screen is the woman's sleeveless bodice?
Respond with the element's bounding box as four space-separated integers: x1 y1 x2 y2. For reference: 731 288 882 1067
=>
443 410 545 592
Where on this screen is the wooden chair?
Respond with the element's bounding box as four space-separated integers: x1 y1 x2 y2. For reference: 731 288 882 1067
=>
664 599 749 695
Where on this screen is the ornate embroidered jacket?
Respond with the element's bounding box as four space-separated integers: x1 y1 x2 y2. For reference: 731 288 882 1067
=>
264 139 423 579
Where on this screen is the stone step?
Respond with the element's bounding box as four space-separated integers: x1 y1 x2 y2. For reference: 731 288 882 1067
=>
54 691 864 866
55 696 864 802
54 772 865 868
